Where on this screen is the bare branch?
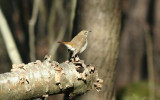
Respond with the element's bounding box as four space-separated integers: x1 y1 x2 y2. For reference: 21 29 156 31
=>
49 21 67 57
47 0 56 48
68 0 77 37
29 0 40 61
0 56 102 100
0 8 22 64
48 0 67 59
38 0 47 35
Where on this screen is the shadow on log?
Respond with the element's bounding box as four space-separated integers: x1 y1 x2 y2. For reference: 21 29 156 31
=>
0 55 103 100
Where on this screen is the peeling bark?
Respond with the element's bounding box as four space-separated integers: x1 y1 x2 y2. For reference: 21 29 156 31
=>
0 56 102 100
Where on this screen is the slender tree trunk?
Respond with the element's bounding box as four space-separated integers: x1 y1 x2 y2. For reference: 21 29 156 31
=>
153 0 160 83
72 0 121 100
116 0 150 90
0 33 11 73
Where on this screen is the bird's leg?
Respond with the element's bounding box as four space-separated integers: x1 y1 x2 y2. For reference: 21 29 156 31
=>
75 55 80 62
68 49 78 61
69 55 75 62
69 49 80 62
70 55 80 63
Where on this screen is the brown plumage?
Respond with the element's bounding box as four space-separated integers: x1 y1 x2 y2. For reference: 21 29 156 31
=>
58 30 90 57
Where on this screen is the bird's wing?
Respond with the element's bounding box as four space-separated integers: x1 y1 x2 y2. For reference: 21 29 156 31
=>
72 36 86 57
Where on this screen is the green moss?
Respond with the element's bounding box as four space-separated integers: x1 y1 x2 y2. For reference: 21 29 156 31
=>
117 81 158 100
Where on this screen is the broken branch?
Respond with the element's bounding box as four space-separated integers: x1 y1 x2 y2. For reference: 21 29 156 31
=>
0 56 102 100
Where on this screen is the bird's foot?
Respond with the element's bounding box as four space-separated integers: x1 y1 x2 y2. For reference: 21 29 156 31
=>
70 55 80 62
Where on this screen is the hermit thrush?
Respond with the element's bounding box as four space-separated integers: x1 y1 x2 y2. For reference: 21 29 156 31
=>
58 30 90 57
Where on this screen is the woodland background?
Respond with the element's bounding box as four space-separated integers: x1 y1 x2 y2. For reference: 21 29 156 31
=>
0 0 159 100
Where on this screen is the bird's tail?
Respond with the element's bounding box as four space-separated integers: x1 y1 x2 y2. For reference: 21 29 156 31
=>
57 41 69 44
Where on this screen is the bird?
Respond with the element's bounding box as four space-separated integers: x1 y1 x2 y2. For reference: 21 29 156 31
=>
58 30 90 57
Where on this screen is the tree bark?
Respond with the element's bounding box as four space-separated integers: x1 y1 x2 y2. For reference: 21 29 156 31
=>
0 56 102 100
72 0 121 100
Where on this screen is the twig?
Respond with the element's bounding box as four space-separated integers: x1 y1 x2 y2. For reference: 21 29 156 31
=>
29 0 39 61
0 56 103 100
0 8 22 64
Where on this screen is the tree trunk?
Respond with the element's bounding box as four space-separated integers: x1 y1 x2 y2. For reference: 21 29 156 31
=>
72 0 121 100
116 0 149 90
153 0 160 83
